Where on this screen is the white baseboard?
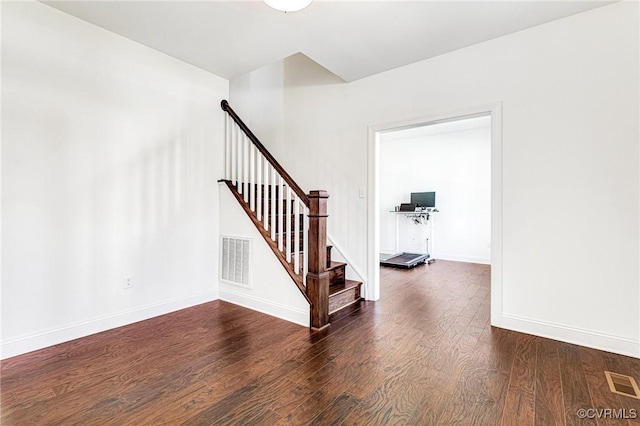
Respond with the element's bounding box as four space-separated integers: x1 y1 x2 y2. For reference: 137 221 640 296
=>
219 288 309 327
501 313 639 358
1 291 219 360
433 253 491 265
379 248 398 255
380 249 491 266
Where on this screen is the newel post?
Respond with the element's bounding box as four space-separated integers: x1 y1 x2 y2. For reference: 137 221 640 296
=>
307 190 330 331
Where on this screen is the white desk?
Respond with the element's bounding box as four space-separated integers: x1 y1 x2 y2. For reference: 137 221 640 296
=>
389 209 439 257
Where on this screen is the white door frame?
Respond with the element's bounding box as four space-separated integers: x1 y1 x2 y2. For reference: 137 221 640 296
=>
366 101 503 326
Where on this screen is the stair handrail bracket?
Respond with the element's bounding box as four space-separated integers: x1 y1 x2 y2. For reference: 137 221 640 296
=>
220 100 330 329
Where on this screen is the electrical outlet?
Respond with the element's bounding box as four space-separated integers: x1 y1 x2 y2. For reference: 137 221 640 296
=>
123 275 133 289
358 188 365 199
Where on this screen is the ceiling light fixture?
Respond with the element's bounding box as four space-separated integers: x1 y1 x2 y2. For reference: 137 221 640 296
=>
263 0 312 13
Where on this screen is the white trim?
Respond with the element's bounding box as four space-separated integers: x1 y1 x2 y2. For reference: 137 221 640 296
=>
378 251 491 266
327 235 368 297
0 291 219 360
433 254 491 265
502 314 640 358
366 127 381 301
489 102 503 327
219 288 309 327
367 101 503 321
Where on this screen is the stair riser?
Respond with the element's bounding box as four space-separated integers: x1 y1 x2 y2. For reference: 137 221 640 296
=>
328 286 361 315
329 266 345 285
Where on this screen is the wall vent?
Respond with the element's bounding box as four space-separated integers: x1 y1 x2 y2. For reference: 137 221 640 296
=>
604 371 640 399
221 236 251 287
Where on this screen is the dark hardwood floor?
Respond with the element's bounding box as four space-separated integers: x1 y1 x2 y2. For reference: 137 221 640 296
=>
3 260 640 425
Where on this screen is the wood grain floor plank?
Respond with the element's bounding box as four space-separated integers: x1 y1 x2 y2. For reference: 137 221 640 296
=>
501 334 537 426
307 392 360 426
579 346 629 426
1 303 265 415
3 262 640 425
534 338 566 426
417 325 519 426
343 379 430 426
272 309 413 421
558 342 598 426
345 325 454 425
1 301 250 383
243 408 284 425
118 330 308 424
276 389 350 425
408 310 501 424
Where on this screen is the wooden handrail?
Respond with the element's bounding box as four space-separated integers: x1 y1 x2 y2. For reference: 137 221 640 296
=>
221 100 309 206
220 99 331 330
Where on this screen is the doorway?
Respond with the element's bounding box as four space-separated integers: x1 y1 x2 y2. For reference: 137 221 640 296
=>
366 103 503 326
379 115 491 266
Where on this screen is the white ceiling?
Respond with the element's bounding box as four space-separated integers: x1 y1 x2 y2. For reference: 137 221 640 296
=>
43 0 614 82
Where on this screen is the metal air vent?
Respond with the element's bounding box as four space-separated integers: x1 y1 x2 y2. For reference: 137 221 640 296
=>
221 236 251 287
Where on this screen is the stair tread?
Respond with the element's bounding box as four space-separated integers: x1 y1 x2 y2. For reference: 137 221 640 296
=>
326 261 347 271
328 279 362 296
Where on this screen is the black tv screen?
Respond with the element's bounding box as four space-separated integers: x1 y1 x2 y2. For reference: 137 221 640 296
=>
411 192 436 208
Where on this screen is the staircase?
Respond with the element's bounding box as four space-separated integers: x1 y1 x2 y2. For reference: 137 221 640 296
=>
325 247 362 316
220 100 362 330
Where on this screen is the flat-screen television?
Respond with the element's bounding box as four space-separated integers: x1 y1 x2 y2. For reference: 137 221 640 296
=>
411 192 436 208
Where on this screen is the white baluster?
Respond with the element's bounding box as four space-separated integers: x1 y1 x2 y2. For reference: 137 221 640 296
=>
278 177 284 252
294 195 300 274
232 123 237 187
271 167 276 241
285 185 292 263
224 114 228 179
256 151 262 220
263 158 269 230
303 206 309 282
243 135 249 202
238 130 243 193
249 144 255 211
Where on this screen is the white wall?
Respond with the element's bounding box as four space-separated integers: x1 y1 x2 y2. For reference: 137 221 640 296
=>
218 188 309 326
230 2 640 356
229 60 286 161
379 117 491 264
1 2 228 358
